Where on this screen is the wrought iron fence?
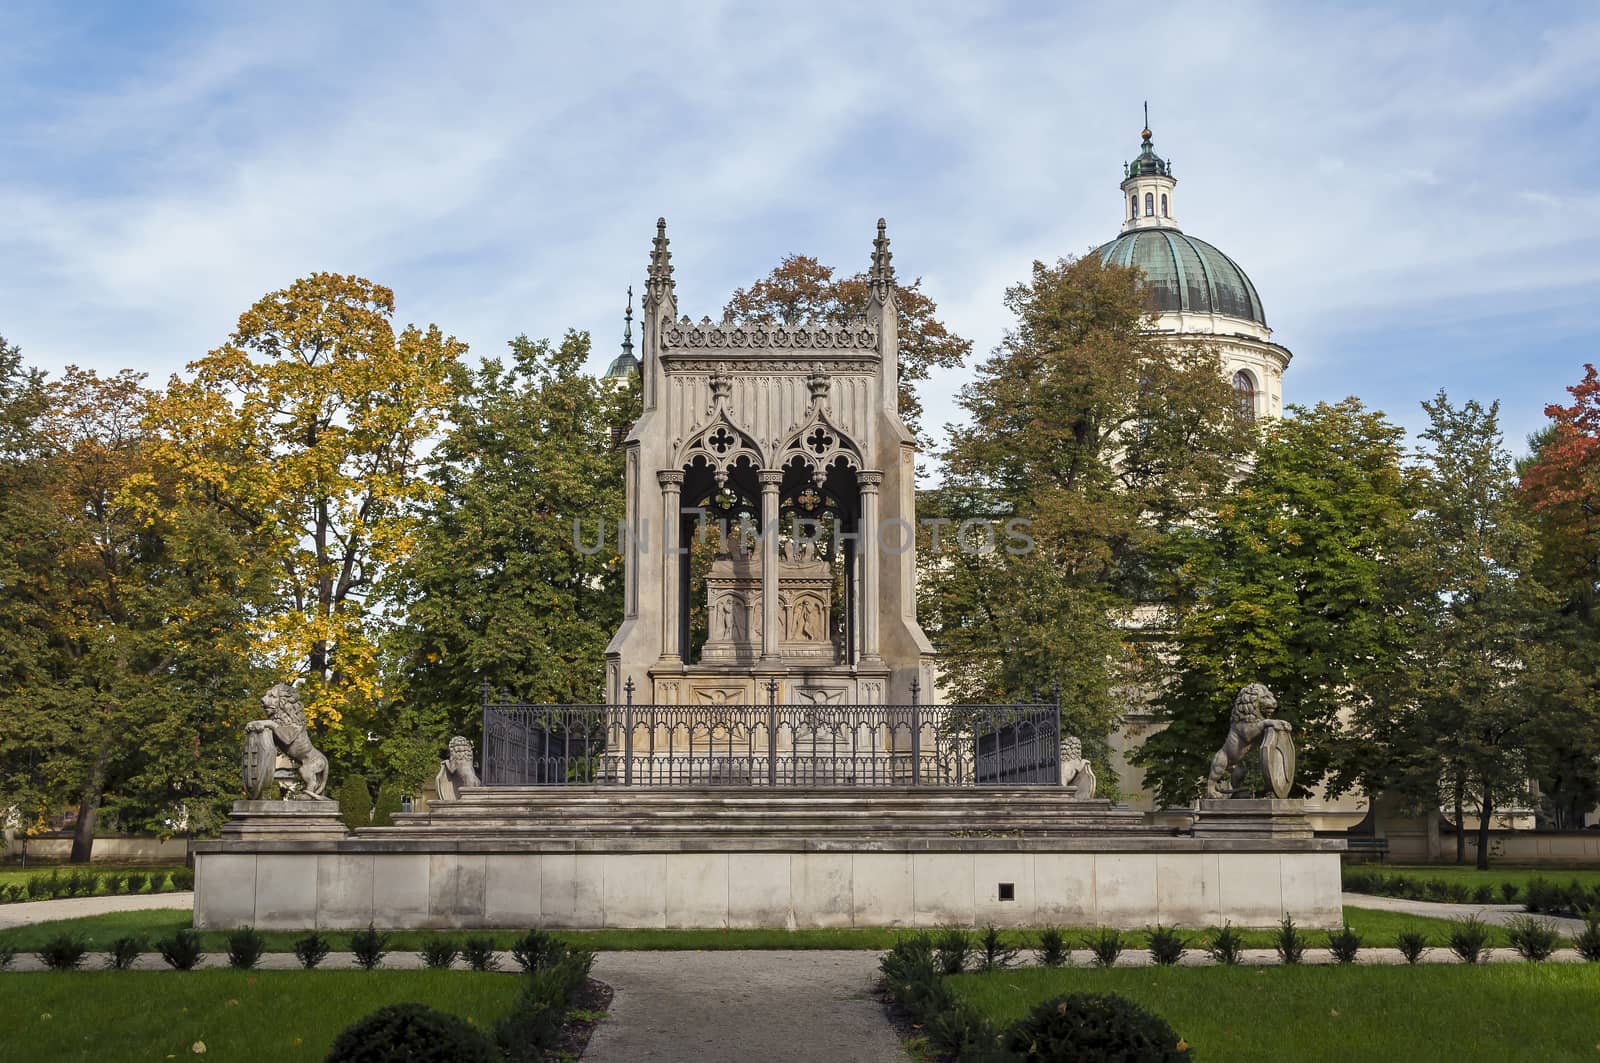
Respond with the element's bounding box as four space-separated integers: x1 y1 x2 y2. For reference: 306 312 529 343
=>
480 682 1062 788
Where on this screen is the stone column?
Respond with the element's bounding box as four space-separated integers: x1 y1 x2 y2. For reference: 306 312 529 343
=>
858 471 882 662
658 470 684 664
759 470 784 662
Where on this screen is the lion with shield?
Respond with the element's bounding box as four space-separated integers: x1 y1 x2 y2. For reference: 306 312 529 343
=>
244 683 330 800
1203 683 1295 800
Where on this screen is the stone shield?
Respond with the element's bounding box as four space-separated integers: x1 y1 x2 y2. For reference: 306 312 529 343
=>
242 727 277 800
1260 726 1296 800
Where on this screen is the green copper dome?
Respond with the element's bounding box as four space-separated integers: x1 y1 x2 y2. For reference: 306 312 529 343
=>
1094 229 1266 327
604 350 639 379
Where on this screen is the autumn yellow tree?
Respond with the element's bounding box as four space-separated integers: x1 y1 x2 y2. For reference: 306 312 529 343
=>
151 274 464 732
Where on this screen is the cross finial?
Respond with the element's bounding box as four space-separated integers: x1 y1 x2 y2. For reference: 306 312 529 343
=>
622 286 634 355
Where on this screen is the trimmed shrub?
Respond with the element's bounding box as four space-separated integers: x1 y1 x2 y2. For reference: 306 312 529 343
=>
494 950 597 1061
1499 881 1520 904
510 929 564 973
327 1002 497 1063
1443 882 1470 904
1471 883 1494 905
936 925 973 976
1422 878 1448 902
65 869 95 898
350 923 389 970
1326 925 1361 964
977 924 1018 972
1447 917 1490 964
0 883 22 903
101 872 126 895
878 935 1001 1060
156 929 204 970
106 935 145 970
227 926 266 970
1506 915 1559 962
1002 992 1190 1062
1087 928 1124 969
1036 927 1069 968
461 935 500 972
1526 877 1557 914
124 871 148 894
338 775 374 831
419 937 460 970
370 782 404 828
30 871 61 899
1205 922 1246 966
1274 916 1305 965
37 934 88 970
171 867 195 891
293 932 332 969
1395 927 1428 964
1147 925 1187 967
1573 913 1600 962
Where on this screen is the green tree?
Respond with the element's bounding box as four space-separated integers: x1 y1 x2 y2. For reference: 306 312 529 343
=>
0 367 272 857
723 253 970 439
381 332 633 785
150 274 465 741
1367 394 1555 867
926 255 1252 779
1137 399 1413 805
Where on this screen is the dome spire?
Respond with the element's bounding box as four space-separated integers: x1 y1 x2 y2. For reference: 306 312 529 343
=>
1120 104 1177 233
622 285 634 357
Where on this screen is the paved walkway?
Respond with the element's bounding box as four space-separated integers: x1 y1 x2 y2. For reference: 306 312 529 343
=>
0 891 193 930
1344 891 1586 933
585 951 901 1063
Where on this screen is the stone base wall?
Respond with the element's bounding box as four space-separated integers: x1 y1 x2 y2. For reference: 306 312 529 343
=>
194 842 1344 931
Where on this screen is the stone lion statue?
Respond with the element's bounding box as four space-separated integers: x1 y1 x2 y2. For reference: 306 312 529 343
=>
1203 682 1291 799
1060 736 1097 800
434 736 481 801
246 683 330 800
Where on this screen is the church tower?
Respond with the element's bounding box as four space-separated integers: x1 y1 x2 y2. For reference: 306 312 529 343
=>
1095 111 1291 421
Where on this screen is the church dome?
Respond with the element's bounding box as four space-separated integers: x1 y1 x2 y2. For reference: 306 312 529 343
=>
1093 228 1267 327
604 350 639 379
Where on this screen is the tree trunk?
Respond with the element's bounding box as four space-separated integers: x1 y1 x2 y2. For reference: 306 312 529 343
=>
1475 786 1494 871
69 750 111 864
1453 771 1465 865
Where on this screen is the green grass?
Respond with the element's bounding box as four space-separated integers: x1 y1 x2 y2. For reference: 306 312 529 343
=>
0 865 185 892
0 970 523 1063
1354 864 1600 890
951 964 1600 1062
0 906 1505 953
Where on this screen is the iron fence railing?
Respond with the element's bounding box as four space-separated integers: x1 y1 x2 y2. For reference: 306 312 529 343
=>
480 681 1062 788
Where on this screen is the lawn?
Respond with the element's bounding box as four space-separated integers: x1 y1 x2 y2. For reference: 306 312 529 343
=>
950 964 1600 1063
0 906 1508 953
1354 864 1600 890
0 864 186 891
0 970 524 1063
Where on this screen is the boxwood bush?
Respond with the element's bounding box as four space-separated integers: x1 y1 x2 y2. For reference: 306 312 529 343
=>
327 1003 497 1063
1002 992 1191 1062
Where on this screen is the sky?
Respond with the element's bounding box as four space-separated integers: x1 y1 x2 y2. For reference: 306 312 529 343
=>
3 1 1598 457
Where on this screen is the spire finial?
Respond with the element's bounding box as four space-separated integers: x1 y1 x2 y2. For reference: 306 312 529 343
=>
870 217 895 298
645 217 675 307
622 285 634 355
1141 101 1152 145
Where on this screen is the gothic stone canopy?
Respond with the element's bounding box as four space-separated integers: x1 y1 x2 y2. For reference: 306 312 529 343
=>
605 219 935 706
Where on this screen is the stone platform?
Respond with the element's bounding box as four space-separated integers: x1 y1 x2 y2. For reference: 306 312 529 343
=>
193 788 1344 931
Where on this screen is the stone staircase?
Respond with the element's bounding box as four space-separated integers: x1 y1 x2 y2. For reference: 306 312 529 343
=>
360 786 1152 840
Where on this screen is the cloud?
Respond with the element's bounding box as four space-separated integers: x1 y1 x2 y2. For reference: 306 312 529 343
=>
2 1 1597 452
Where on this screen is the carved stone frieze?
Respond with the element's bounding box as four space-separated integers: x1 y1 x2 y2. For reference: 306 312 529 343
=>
661 317 878 352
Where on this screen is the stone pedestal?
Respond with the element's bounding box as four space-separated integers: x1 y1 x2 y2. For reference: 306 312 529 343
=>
219 800 348 841
1192 798 1314 840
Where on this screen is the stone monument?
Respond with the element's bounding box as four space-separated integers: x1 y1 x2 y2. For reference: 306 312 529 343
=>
217 683 345 844
604 219 934 710
1203 682 1295 800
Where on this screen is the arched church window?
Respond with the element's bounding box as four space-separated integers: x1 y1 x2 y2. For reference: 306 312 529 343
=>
1131 195 1138 220
1144 192 1154 216
1232 370 1257 421
1161 194 1168 217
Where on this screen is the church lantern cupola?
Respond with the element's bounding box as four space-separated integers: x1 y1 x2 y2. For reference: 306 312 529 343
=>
1120 103 1177 233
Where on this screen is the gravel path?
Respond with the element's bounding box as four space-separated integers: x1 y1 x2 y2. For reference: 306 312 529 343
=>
0 891 193 930
1344 891 1587 933
584 950 901 1063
